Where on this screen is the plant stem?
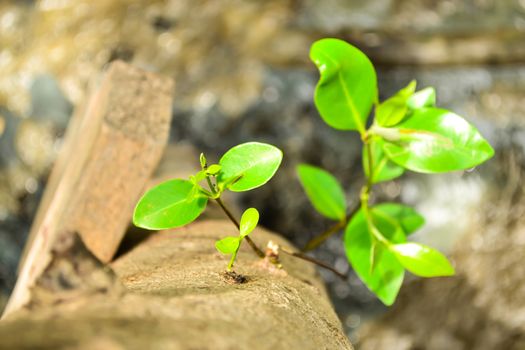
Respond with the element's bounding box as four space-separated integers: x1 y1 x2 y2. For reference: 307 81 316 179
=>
361 137 389 247
228 248 239 270
302 220 346 252
302 205 359 252
365 139 374 194
214 195 346 277
206 176 216 194
215 197 265 258
280 247 347 280
214 197 345 277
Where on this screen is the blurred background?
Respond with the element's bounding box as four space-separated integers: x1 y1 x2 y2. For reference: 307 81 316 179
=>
0 1 524 349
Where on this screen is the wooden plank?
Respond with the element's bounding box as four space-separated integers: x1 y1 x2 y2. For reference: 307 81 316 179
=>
3 61 173 318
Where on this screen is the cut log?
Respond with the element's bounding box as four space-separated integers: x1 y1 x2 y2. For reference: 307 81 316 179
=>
3 61 173 318
0 220 352 349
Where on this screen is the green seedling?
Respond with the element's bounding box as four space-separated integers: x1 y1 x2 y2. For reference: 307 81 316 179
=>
133 142 282 269
298 38 494 305
215 207 259 270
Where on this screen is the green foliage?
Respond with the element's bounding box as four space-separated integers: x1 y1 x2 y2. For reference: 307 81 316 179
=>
215 208 260 270
133 179 208 230
218 142 283 192
297 164 346 221
363 138 405 184
373 203 425 235
240 207 259 238
310 38 377 132
206 164 222 175
389 242 455 277
134 143 280 270
215 236 240 254
407 87 436 110
304 37 494 305
344 206 406 305
375 80 416 127
380 108 494 173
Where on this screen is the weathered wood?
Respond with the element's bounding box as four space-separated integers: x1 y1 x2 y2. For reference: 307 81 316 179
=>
3 61 173 318
0 221 352 349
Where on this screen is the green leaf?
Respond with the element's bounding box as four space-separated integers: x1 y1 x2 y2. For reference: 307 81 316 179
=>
375 80 416 127
373 203 424 236
310 38 377 132
194 170 207 182
383 108 494 173
218 142 283 192
240 208 259 238
133 179 208 230
215 236 240 255
363 138 405 184
390 242 455 277
297 164 346 221
407 87 436 110
344 207 405 305
206 164 221 175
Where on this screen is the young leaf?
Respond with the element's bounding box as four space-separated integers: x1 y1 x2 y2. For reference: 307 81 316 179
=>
344 208 405 305
373 203 424 235
375 80 416 127
383 108 494 173
199 153 207 168
215 236 240 255
390 242 455 277
217 174 243 193
240 208 259 238
407 87 436 110
363 138 405 184
310 38 377 133
218 142 283 192
194 170 207 182
297 164 347 221
206 164 222 175
133 179 208 230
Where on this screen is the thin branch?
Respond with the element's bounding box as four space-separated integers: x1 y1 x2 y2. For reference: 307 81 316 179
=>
302 204 359 252
280 247 347 280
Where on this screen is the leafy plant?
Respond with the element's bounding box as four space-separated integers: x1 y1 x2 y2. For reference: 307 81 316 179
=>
133 142 282 269
299 38 494 305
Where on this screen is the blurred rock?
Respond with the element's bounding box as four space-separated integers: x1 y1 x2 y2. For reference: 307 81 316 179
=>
29 74 72 128
298 0 525 64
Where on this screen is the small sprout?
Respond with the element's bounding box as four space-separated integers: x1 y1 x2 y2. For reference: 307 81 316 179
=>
215 208 259 270
134 144 279 272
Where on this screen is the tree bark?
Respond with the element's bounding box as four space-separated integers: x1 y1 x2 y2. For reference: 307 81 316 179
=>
0 221 352 349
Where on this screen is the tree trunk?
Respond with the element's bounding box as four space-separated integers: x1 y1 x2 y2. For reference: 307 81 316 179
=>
0 221 352 349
